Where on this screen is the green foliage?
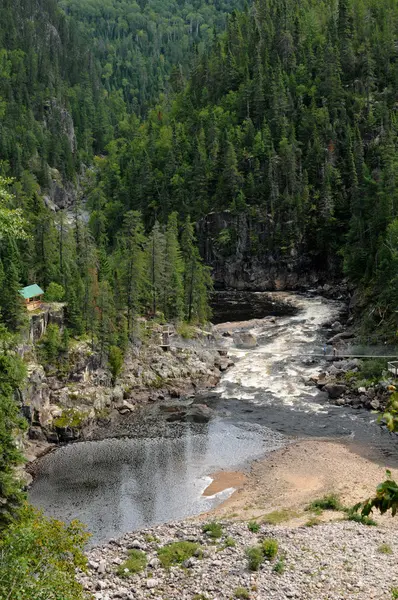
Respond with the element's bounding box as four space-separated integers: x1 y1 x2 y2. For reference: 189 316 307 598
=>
273 558 286 574
247 520 260 533
262 539 279 561
246 546 264 572
223 536 236 548
234 587 250 599
307 494 343 512
117 549 147 577
358 359 386 381
392 587 398 599
157 541 199 569
378 544 393 555
176 322 196 339
202 521 223 539
346 509 377 527
354 470 398 518
44 282 65 302
379 393 398 433
305 517 322 527
53 408 88 430
0 335 27 526
38 324 64 366
0 505 89 600
108 345 124 386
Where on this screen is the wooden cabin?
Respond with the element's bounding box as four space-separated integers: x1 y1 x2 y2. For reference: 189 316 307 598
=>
19 284 44 311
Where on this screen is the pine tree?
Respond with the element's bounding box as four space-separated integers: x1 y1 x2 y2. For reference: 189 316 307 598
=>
164 212 184 321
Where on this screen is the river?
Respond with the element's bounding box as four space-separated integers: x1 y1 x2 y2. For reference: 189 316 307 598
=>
29 293 398 545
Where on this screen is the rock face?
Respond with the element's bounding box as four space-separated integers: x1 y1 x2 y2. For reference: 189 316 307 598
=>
197 210 344 291
80 520 398 600
233 332 258 349
20 327 228 451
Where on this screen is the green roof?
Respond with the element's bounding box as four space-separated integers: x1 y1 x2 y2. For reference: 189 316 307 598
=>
19 284 44 300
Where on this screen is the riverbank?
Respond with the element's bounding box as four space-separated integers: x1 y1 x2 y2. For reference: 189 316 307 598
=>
205 439 398 529
81 519 398 600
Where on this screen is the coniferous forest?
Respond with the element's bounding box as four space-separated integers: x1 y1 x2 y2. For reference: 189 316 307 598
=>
2 0 398 596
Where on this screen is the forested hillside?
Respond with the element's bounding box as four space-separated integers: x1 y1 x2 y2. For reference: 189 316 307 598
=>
59 0 244 113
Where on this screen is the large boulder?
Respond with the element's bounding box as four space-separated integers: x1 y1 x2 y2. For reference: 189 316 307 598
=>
324 383 347 399
233 332 257 349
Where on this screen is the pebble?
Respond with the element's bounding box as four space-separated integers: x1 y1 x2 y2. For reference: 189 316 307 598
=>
80 520 397 599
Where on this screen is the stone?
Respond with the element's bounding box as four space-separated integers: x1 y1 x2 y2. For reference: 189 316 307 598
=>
370 398 380 410
146 579 159 589
233 332 257 349
98 561 107 575
129 539 142 549
324 383 347 399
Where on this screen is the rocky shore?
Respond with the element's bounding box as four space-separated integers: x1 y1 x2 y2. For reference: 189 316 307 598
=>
80 519 398 600
22 325 232 467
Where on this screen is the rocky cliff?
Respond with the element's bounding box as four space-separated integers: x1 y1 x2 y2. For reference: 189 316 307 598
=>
198 211 340 291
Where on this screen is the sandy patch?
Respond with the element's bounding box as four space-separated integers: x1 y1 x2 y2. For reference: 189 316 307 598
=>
202 439 398 528
202 471 247 496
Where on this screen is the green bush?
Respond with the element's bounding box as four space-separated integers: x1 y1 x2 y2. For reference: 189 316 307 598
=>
234 587 250 598
44 282 65 302
117 549 147 577
262 538 278 561
224 536 236 548
307 494 343 512
108 345 124 386
359 359 386 381
273 558 285 574
247 520 260 533
378 543 393 554
202 521 223 539
246 546 264 571
0 505 89 600
346 510 377 526
158 541 199 568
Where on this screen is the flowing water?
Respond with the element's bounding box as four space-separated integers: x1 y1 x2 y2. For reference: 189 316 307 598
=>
29 293 398 545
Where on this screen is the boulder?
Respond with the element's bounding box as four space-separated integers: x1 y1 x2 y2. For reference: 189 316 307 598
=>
233 332 257 349
324 383 347 399
331 321 343 332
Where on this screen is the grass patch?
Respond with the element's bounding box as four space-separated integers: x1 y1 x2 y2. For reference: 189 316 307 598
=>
158 541 199 569
262 538 278 561
202 521 223 539
346 511 377 526
392 588 398 599
307 494 343 512
117 549 147 577
273 558 285 574
192 595 208 600
234 587 250 599
247 520 260 533
261 509 299 525
378 543 393 554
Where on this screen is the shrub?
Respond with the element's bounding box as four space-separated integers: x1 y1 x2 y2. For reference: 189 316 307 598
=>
273 558 285 574
224 536 236 548
202 521 223 539
307 494 343 512
346 511 377 526
158 541 199 568
0 505 89 600
378 543 393 554
117 549 147 577
44 282 65 302
234 587 250 599
38 323 64 365
359 359 386 381
248 520 260 533
176 322 196 339
246 546 264 571
262 538 278 561
108 345 124 386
